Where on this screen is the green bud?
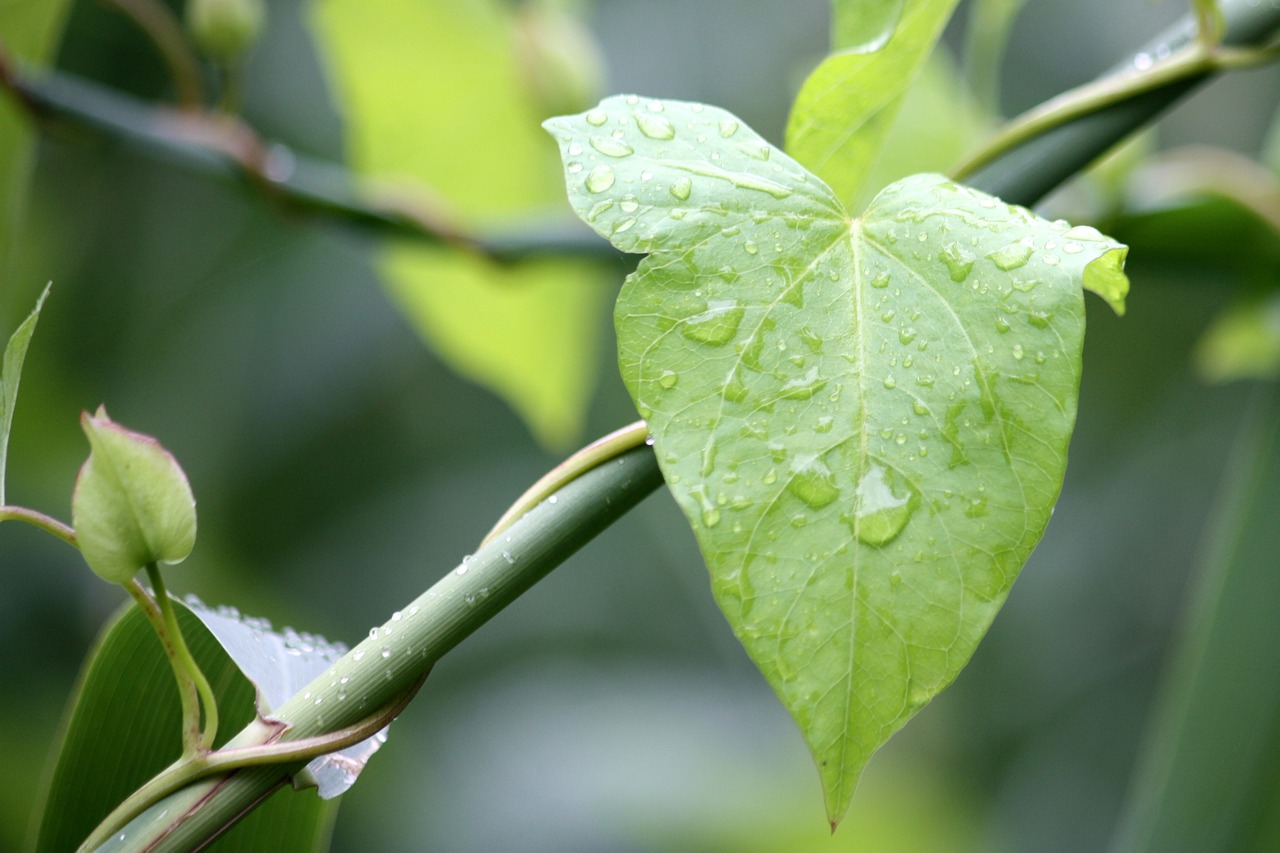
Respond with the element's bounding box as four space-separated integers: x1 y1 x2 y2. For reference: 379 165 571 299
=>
186 0 265 61
72 408 197 584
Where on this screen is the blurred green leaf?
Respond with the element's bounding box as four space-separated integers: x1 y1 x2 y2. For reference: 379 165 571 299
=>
1113 386 1280 852
1195 295 1280 382
0 0 70 301
785 0 960 210
308 0 608 448
962 0 1027 114
545 95 1128 825
856 48 987 204
831 0 905 52
30 601 336 853
0 282 48 505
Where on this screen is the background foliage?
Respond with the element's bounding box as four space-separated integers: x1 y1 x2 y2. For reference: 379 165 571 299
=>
2 0 1280 850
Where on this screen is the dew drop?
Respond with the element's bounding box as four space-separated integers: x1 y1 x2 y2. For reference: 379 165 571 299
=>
587 199 613 221
590 136 634 158
585 109 607 126
670 177 692 200
658 370 679 389
618 195 639 213
585 165 615 193
941 242 975 282
848 464 916 546
988 240 1033 271
612 217 637 235
744 240 759 255
718 119 739 138
786 455 839 509
995 317 1011 334
636 112 675 140
681 300 744 346
702 508 722 528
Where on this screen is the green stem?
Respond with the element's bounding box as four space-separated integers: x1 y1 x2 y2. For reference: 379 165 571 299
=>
0 504 77 547
959 0 1280 205
123 577 202 759
481 419 650 546
139 566 219 754
0 57 620 264
99 0 205 109
92 444 665 852
953 39 1278 182
77 671 426 853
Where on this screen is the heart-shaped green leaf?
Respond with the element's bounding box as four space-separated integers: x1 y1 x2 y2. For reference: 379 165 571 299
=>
545 96 1128 825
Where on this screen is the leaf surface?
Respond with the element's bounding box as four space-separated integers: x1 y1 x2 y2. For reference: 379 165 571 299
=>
786 0 960 209
545 96 1128 824
309 0 606 448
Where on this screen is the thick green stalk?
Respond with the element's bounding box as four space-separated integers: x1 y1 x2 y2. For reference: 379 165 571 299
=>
94 445 664 852
964 0 1280 205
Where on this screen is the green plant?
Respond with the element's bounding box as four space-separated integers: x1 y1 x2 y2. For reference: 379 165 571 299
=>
2 0 1280 850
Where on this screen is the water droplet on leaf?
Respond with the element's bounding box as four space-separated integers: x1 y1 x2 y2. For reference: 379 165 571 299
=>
585 165 615 193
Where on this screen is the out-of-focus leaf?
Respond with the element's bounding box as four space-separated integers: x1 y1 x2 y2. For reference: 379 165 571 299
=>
30 601 337 853
0 1 70 302
832 0 905 52
856 48 987 205
182 596 388 798
1112 386 1280 852
546 96 1128 826
963 0 1027 114
0 282 48 505
785 0 960 210
308 0 607 448
1194 296 1280 382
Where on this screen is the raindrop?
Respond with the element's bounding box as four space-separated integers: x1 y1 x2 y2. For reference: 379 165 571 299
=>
848 464 916 546
744 240 759 255
585 110 607 126
612 217 637 235
618 195 639 213
681 300 745 346
941 242 975 282
587 200 613 221
787 455 839 509
988 240 1033 271
658 370 679 389
718 119 739 138
670 177 692 200
636 112 675 140
585 165 615 193
590 136 634 157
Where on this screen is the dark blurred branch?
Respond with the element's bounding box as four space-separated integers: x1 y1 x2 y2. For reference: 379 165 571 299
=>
0 50 619 263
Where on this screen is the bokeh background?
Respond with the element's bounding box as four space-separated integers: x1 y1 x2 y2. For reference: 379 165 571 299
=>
3 0 1280 850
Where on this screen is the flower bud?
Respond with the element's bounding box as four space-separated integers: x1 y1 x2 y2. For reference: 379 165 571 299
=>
187 0 265 62
72 408 197 584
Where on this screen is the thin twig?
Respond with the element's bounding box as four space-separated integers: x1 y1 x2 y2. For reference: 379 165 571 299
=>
0 47 620 264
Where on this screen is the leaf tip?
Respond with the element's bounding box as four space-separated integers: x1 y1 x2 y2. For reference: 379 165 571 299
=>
1083 244 1130 317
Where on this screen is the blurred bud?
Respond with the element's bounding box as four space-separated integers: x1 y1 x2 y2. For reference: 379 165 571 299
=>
186 0 265 62
72 408 197 584
512 1 606 118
